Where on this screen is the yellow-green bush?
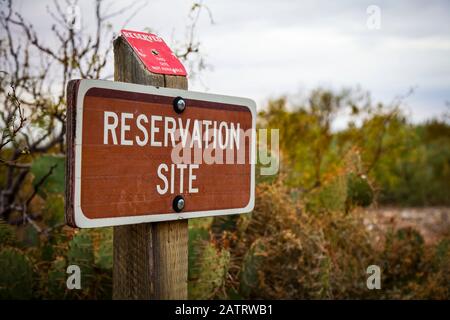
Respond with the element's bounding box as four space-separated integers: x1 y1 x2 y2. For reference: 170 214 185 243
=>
188 180 450 300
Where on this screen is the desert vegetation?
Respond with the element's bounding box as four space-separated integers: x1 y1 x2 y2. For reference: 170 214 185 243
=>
0 0 449 299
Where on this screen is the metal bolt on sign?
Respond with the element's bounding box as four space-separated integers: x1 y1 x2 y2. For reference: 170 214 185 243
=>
173 195 185 212
173 96 186 114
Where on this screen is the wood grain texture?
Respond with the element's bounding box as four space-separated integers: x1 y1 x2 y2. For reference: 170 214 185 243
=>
65 79 80 228
152 220 188 299
113 223 153 299
112 36 188 300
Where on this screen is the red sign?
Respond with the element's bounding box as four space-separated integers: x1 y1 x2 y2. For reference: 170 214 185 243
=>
65 80 256 228
121 29 187 76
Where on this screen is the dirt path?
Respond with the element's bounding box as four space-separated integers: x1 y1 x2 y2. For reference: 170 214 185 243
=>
363 207 450 244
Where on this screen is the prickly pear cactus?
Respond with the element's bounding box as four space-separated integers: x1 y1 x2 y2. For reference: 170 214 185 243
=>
22 224 40 247
346 173 373 208
67 230 94 289
240 239 265 297
321 175 348 212
306 174 348 213
94 228 113 270
0 247 34 299
189 243 230 299
188 226 209 280
0 220 16 246
47 256 68 299
42 193 65 227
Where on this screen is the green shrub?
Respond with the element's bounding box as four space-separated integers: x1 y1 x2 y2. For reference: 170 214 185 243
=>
381 227 425 287
0 247 34 299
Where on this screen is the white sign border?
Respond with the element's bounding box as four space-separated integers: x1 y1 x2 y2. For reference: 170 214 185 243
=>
73 79 256 228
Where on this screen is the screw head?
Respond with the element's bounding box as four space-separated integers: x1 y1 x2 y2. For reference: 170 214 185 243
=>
173 97 186 114
173 195 185 212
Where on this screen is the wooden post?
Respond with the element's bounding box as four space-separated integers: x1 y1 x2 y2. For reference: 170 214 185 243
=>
112 36 188 300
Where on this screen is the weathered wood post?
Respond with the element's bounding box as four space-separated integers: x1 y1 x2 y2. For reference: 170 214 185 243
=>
66 29 255 300
112 35 188 300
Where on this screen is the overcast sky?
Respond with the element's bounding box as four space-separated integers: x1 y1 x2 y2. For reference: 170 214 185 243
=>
13 0 450 124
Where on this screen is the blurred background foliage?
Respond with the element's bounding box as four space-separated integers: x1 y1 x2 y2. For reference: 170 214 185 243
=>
188 87 449 300
1 87 449 299
1 0 448 301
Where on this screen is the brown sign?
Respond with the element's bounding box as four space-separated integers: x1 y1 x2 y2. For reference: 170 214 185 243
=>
65 80 256 228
